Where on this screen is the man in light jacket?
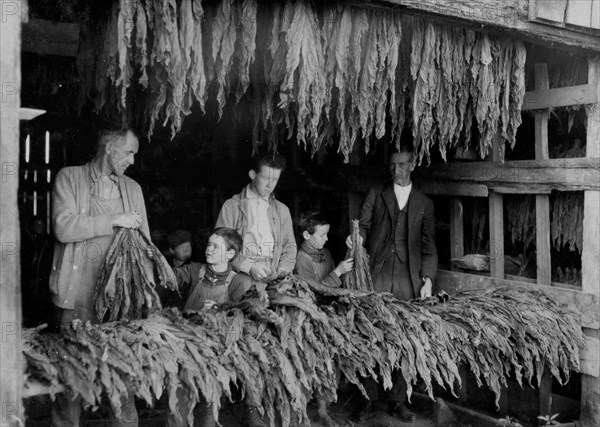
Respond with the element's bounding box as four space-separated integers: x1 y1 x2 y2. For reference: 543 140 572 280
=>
49 127 148 427
215 153 297 282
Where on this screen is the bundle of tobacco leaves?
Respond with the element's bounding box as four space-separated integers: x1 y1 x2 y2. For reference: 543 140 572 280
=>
25 276 583 427
342 220 373 291
94 228 178 322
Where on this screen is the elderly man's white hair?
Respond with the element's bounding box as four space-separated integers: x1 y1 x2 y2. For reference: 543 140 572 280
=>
97 128 137 152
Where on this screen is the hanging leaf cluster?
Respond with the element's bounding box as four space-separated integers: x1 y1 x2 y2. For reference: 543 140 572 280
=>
409 19 526 164
89 0 257 138
84 0 527 163
25 276 583 426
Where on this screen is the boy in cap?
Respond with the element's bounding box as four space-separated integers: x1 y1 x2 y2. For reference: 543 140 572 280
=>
167 229 193 267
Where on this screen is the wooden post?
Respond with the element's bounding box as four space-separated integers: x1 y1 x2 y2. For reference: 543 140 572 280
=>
450 198 464 271
489 134 504 279
534 64 552 286
580 54 600 427
0 1 25 425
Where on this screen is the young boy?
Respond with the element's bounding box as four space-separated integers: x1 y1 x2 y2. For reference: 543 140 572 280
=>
166 227 265 427
295 211 353 287
294 211 353 427
166 229 193 268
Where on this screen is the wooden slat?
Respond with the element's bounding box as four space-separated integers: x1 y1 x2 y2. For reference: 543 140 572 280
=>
522 84 598 110
434 270 600 330
419 158 600 192
417 180 489 197
376 0 600 52
565 0 593 27
21 19 80 57
534 64 552 286
489 191 504 278
489 185 551 194
533 0 568 23
450 199 464 272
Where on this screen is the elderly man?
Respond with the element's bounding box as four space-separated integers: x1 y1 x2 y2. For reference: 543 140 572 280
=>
49 127 148 426
347 148 438 421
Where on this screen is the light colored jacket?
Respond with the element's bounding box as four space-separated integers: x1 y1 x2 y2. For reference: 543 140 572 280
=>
49 162 149 309
215 186 297 275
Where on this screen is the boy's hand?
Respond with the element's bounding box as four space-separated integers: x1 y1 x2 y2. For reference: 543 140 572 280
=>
250 264 272 281
345 234 363 249
335 258 354 276
203 300 217 310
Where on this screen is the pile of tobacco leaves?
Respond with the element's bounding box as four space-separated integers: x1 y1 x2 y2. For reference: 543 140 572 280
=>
23 276 583 427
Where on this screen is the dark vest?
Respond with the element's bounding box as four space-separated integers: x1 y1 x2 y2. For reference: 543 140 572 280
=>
393 200 409 263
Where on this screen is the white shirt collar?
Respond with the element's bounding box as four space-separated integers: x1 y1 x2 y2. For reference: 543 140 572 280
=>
246 185 269 202
393 183 412 210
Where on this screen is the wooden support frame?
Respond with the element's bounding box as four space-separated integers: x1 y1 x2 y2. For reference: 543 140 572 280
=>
374 0 600 52
580 54 600 427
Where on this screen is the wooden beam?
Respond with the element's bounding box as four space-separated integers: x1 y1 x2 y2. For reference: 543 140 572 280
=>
522 84 598 111
581 54 600 427
450 199 464 272
0 0 24 424
417 180 489 197
374 0 600 52
21 19 80 57
534 63 551 286
419 158 600 192
434 270 600 330
489 185 551 194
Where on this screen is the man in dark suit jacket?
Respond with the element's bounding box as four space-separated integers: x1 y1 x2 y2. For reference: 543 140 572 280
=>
347 149 438 421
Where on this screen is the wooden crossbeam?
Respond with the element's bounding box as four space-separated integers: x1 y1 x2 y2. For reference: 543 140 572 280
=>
522 83 598 111
419 158 600 192
22 19 79 57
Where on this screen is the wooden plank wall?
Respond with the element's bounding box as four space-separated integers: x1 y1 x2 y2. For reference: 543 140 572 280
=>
0 1 25 425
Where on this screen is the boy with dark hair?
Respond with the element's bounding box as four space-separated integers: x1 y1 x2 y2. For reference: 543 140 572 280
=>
166 227 262 427
166 229 193 267
171 227 250 311
295 211 353 287
294 211 352 427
